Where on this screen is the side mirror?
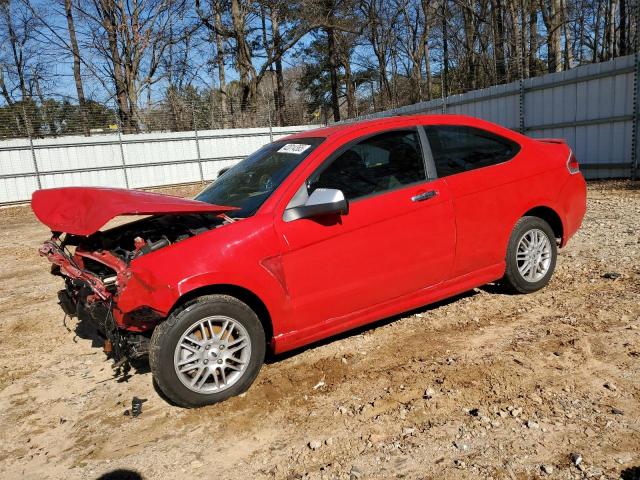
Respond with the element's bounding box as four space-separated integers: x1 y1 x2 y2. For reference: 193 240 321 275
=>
283 188 349 222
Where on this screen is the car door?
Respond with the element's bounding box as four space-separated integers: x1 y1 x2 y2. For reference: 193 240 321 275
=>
423 125 522 277
274 127 456 329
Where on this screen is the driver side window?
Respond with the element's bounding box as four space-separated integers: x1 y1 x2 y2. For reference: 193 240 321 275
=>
308 129 427 201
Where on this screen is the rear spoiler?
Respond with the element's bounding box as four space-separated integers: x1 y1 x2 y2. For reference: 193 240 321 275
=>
535 138 567 144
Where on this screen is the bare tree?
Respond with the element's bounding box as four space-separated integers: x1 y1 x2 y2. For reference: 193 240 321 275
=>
74 0 192 131
0 0 635 134
360 0 396 108
540 0 562 72
397 0 433 103
64 0 89 134
1 0 33 100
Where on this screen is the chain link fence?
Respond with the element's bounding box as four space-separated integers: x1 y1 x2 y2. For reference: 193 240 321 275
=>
0 89 392 204
0 97 328 140
0 99 321 204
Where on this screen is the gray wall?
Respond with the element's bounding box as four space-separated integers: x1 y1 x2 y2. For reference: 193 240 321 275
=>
352 54 638 180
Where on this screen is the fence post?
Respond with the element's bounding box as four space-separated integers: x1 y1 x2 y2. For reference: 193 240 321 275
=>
22 104 42 190
633 34 640 180
519 79 526 134
192 104 205 182
115 116 130 189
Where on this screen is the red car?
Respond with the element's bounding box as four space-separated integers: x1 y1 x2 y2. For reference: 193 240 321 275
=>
32 115 586 407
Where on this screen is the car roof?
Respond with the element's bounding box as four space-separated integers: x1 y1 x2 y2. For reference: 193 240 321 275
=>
282 114 490 141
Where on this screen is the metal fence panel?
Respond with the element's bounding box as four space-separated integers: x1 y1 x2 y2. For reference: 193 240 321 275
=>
0 145 36 175
0 176 39 204
0 125 314 204
522 55 635 178
349 54 637 180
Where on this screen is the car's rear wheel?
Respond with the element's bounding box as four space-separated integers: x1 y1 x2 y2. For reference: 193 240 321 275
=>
150 294 266 408
501 216 557 294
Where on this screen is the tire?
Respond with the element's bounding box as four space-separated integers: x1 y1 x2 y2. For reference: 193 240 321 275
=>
501 216 558 294
150 294 266 408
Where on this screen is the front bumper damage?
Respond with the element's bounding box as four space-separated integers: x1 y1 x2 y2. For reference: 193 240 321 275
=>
40 237 167 363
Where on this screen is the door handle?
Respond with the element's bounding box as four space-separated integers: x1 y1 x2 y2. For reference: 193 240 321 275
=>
411 190 438 202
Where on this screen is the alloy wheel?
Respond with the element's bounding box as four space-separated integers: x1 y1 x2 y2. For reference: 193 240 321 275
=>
516 228 553 282
174 315 251 394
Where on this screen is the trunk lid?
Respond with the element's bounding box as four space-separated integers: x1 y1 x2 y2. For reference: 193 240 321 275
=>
32 187 237 236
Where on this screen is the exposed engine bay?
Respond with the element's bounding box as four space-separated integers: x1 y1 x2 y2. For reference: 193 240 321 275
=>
74 212 227 263
40 213 228 366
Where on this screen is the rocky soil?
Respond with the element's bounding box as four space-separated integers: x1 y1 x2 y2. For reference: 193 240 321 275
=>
0 181 638 480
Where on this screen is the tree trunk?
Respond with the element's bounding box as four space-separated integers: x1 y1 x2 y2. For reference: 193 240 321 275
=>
366 1 392 108
270 9 286 126
213 2 228 128
230 0 256 120
491 0 507 82
602 0 610 59
529 3 539 75
343 59 356 118
442 0 449 97
593 0 602 61
521 0 530 78
34 75 54 135
462 1 477 89
325 25 341 122
561 0 573 69
3 4 28 101
424 41 432 100
0 67 13 105
390 44 400 107
422 0 432 99
619 0 627 55
370 80 377 111
607 0 617 58
507 0 522 79
65 0 89 135
576 0 586 63
540 0 562 73
101 0 130 131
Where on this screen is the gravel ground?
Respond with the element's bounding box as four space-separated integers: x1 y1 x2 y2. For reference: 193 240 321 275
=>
0 181 638 480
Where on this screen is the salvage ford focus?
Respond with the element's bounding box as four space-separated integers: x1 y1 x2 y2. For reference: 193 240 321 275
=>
32 115 586 407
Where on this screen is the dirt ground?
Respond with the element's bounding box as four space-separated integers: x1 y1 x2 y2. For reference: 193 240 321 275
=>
0 181 638 480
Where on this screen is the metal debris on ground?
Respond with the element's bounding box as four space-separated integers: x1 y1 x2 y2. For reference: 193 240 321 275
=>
132 396 147 417
124 397 148 418
601 272 622 280
313 380 326 390
570 452 583 466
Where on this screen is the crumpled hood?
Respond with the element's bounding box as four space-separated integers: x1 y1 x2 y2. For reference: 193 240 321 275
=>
31 187 237 236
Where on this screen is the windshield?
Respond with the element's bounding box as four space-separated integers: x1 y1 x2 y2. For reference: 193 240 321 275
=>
195 137 323 218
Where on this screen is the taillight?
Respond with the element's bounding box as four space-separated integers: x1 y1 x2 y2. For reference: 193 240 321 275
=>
567 151 579 174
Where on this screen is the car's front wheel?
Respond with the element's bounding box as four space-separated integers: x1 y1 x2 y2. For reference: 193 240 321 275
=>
150 294 266 408
501 216 557 293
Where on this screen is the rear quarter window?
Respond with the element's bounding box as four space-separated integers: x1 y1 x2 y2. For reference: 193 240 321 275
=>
425 126 520 177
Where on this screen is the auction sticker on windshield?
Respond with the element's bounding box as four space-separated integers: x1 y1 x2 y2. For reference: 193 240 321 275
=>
278 144 311 154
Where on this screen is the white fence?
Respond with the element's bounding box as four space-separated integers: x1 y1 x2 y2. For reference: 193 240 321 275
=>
0 125 314 204
0 55 637 204
354 54 638 180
